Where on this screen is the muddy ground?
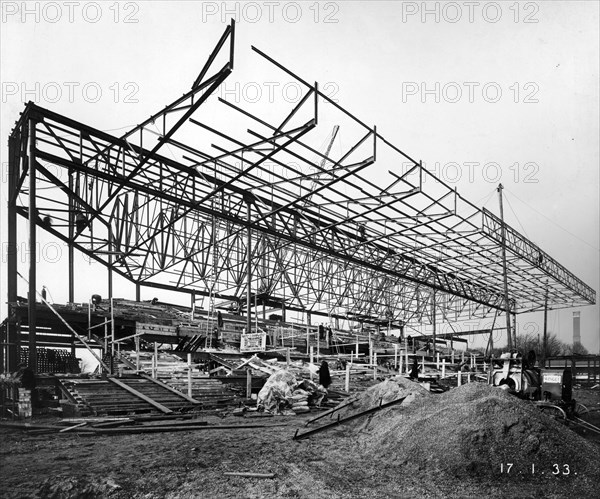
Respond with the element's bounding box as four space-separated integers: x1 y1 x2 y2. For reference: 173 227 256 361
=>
1 386 598 499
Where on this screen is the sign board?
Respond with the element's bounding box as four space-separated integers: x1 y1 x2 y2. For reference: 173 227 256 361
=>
240 332 267 352
136 323 178 336
543 373 561 384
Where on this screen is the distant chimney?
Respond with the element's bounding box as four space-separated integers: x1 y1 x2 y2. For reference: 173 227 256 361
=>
573 311 581 345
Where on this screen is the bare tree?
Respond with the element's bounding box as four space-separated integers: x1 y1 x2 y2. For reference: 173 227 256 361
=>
492 332 568 358
562 342 589 356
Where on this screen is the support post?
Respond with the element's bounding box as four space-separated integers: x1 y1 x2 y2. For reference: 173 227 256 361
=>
28 118 37 372
542 284 548 364
309 346 314 381
135 335 140 372
306 324 310 355
68 169 74 303
246 198 252 334
405 348 409 374
373 352 377 380
442 359 446 378
87 300 91 340
6 135 19 372
432 288 436 358
187 353 192 398
497 183 513 350
246 369 252 399
399 351 403 374
394 344 398 369
153 342 158 379
345 362 350 393
110 297 115 373
107 232 113 302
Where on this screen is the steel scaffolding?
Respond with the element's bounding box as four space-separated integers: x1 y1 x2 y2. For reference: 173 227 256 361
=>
5 21 596 367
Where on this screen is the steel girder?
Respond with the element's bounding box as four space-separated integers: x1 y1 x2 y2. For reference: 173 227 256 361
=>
6 21 595 329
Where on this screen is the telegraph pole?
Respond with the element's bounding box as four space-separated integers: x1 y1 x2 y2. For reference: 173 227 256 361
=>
542 281 548 364
497 184 512 351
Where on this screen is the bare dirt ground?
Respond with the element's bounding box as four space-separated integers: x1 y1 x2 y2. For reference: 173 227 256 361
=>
1 385 598 499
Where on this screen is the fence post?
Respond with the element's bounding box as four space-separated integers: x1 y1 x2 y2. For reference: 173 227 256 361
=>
345 362 350 393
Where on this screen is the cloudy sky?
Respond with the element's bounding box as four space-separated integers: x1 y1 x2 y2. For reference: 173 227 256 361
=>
1 1 598 352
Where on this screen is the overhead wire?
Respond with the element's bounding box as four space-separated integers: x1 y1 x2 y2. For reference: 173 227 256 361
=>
507 191 599 252
504 192 529 239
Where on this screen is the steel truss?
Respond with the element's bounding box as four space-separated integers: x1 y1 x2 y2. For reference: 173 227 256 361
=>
6 21 595 334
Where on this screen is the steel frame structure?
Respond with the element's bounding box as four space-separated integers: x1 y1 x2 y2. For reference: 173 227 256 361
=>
5 22 596 364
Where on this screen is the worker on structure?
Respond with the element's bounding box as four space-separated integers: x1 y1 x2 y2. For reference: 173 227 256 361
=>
74 210 88 234
409 357 420 380
317 361 332 389
326 325 333 345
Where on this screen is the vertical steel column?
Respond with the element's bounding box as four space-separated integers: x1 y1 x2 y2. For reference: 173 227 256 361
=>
432 289 436 357
497 184 512 351
246 198 252 334
512 310 518 350
6 134 19 371
107 232 113 300
542 285 548 363
28 118 38 371
68 167 74 303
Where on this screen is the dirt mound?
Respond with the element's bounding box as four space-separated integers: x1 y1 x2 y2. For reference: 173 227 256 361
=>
329 377 431 434
353 383 600 481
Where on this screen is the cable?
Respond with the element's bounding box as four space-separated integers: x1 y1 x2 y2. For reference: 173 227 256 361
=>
456 188 496 217
504 193 529 239
508 191 599 252
102 124 136 133
479 188 497 208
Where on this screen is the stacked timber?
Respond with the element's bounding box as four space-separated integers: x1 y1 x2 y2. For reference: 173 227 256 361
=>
119 351 239 407
57 376 196 415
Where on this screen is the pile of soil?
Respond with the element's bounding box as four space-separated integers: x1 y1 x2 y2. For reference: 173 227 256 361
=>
346 382 600 482
334 376 431 425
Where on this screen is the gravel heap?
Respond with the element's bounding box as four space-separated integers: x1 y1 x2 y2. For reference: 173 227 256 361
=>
330 376 431 431
343 381 600 481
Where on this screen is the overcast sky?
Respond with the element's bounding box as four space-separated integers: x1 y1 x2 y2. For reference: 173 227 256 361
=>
1 1 598 353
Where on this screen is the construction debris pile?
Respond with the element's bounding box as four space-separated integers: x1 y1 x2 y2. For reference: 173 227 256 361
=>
330 377 431 428
257 370 327 414
340 381 600 481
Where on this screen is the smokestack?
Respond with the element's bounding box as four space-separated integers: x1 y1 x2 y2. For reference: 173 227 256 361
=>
573 311 581 345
